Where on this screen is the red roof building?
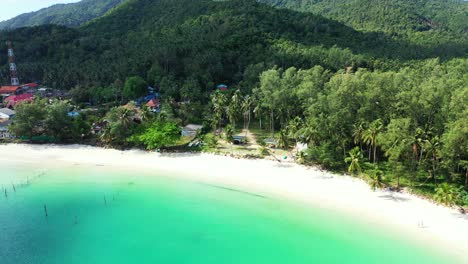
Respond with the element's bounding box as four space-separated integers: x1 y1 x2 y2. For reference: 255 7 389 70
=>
0 86 22 95
4 94 34 108
146 99 160 108
22 83 39 89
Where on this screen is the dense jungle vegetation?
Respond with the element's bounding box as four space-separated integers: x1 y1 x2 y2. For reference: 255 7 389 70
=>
1 0 467 206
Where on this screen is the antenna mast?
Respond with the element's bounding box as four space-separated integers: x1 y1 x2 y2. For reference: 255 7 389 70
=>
6 41 20 86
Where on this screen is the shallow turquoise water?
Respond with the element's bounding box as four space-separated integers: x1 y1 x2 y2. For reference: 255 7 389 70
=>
0 161 461 263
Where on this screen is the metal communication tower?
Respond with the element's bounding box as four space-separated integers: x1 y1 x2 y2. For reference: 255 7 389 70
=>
6 41 20 86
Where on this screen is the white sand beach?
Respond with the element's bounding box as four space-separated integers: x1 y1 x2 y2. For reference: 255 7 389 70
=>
1 143 467 260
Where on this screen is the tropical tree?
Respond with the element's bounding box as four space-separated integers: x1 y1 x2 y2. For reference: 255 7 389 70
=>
9 99 47 139
434 183 458 206
369 167 385 191
277 129 291 149
362 119 383 163
211 90 227 132
424 136 441 184
345 147 363 176
224 124 234 143
130 121 180 150
227 89 242 129
44 100 72 140
242 95 254 135
123 76 148 101
352 122 366 152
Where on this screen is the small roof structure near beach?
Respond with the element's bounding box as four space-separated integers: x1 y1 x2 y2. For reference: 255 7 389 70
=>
217 84 228 91
0 108 16 119
182 124 203 137
146 98 160 108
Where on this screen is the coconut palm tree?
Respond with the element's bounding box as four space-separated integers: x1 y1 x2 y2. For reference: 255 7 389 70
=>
224 124 234 143
277 129 290 149
362 119 383 163
296 151 307 164
227 90 242 129
424 136 441 184
211 91 227 132
352 122 366 152
242 95 254 135
434 183 457 206
369 167 385 191
345 147 363 176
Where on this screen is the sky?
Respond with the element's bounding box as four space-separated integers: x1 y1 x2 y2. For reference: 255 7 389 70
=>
0 0 81 22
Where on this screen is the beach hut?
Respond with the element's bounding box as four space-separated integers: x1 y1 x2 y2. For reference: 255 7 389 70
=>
146 98 161 112
182 124 203 137
0 108 15 120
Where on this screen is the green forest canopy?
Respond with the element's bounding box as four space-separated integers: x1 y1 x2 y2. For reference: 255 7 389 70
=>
0 0 466 201
0 0 126 30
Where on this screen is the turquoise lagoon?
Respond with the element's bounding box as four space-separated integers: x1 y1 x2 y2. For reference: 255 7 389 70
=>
0 160 461 264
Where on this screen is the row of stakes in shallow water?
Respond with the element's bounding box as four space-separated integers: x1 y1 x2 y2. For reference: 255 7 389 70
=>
42 193 117 222
2 170 119 222
2 170 47 199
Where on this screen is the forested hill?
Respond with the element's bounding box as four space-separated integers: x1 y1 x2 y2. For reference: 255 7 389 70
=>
259 0 468 34
1 0 467 200
0 0 126 30
0 0 466 89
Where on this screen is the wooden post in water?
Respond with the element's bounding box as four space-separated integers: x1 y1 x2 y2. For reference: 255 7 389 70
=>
4 188 7 198
44 204 48 218
12 184 16 193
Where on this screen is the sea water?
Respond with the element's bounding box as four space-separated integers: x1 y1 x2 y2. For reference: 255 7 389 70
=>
0 160 461 264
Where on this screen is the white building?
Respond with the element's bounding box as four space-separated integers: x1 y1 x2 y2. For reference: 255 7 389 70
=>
0 108 15 120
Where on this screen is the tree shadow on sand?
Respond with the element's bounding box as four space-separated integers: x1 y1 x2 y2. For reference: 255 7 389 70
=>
378 193 410 203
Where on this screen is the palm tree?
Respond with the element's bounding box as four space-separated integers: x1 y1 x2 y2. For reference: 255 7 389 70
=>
140 105 153 122
227 90 242 129
277 129 290 149
434 183 457 206
296 151 307 164
424 136 440 184
352 122 366 152
224 124 234 143
211 91 227 132
242 95 254 135
369 167 385 191
345 147 363 176
362 119 383 163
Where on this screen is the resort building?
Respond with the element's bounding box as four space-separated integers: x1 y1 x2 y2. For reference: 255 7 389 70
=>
4 93 34 108
0 85 22 96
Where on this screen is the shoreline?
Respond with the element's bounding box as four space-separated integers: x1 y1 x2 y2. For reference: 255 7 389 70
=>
1 143 467 261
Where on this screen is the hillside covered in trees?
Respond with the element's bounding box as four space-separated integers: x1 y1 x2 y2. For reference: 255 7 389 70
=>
0 0 467 206
260 0 468 34
0 0 126 30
